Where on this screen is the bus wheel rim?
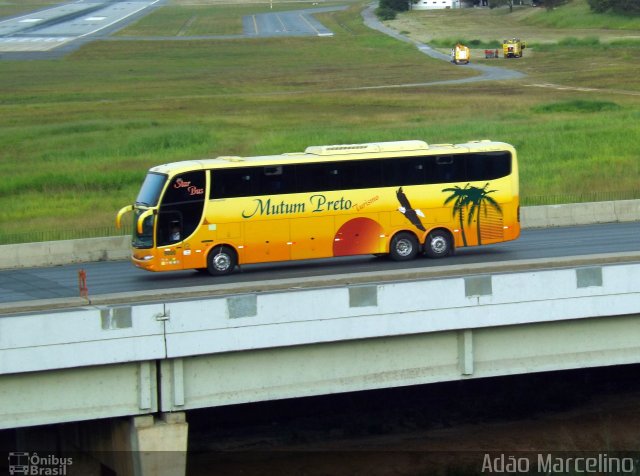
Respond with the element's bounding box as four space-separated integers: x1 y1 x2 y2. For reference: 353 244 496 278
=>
431 236 446 254
213 253 230 271
396 238 413 257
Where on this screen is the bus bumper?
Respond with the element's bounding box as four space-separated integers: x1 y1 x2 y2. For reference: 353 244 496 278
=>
131 252 158 271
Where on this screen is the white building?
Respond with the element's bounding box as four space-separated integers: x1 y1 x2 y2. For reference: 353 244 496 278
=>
412 0 460 9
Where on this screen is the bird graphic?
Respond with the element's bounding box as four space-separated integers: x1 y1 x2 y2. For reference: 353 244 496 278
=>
396 187 426 231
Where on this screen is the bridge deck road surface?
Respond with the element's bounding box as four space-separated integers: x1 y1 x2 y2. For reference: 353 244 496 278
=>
0 222 639 305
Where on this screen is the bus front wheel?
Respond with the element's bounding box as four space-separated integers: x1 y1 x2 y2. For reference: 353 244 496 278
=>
424 229 452 258
389 232 419 261
207 245 237 276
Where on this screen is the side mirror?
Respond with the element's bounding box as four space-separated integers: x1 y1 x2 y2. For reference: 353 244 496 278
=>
136 209 154 235
116 205 134 229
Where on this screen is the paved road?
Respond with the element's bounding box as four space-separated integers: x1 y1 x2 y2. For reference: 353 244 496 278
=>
1 222 639 305
361 2 525 83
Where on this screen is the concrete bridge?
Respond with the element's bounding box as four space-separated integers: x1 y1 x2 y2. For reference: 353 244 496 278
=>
1 251 639 475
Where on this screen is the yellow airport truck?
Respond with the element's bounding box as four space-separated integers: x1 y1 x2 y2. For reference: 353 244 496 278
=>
503 38 525 58
451 43 470 65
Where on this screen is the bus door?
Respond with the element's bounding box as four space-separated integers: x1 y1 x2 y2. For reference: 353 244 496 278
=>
155 210 185 271
156 171 206 271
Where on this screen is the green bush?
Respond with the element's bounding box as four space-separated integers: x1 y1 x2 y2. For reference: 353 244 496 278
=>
380 0 411 12
375 6 398 20
588 0 640 14
532 99 622 113
429 38 502 48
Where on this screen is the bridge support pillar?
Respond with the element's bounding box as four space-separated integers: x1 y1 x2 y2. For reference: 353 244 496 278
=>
62 412 189 476
127 412 189 476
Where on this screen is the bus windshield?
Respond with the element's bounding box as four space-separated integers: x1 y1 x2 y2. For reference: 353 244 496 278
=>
136 172 167 206
132 208 154 249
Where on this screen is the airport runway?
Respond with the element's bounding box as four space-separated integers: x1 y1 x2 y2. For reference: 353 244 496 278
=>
0 0 163 56
242 6 343 38
0 1 344 57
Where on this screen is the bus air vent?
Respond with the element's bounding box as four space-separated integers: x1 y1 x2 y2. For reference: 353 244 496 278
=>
305 140 428 156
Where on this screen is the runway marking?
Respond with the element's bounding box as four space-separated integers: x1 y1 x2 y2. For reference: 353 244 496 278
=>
275 13 287 32
299 12 333 37
75 0 162 40
298 13 320 35
0 37 71 52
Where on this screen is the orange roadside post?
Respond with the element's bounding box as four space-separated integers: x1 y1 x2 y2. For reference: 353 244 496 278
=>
78 269 88 298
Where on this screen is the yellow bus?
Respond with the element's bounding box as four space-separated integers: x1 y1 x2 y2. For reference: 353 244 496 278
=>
116 140 520 275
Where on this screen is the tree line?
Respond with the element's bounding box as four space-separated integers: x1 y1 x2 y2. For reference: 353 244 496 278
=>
376 0 639 19
587 0 640 14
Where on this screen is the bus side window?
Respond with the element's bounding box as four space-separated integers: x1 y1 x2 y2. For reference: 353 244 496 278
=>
326 166 342 190
261 165 295 195
211 168 259 198
466 154 484 181
159 212 182 244
435 155 465 183
485 152 512 180
382 157 425 186
342 160 382 189
467 152 512 181
296 163 337 193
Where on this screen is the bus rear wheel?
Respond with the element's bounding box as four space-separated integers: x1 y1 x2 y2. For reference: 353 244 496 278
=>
424 229 452 258
389 232 419 261
207 245 237 276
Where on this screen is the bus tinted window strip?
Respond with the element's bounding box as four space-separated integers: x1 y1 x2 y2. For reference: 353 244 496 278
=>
209 153 512 200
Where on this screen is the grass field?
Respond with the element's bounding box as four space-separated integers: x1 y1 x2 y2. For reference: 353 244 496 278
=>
0 0 638 243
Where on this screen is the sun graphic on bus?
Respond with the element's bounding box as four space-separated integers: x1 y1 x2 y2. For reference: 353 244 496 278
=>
333 217 384 256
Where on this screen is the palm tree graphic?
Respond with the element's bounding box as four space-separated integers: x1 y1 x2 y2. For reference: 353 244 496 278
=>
442 184 471 246
443 183 502 246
